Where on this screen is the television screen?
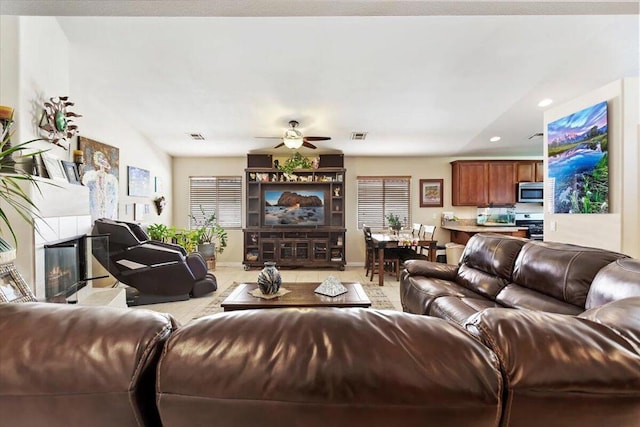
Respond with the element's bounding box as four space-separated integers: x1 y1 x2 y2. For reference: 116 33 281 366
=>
264 189 325 226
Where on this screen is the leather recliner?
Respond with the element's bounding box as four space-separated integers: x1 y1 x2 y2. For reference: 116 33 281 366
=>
93 218 217 306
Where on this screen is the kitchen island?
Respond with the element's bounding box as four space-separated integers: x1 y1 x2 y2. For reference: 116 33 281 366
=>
443 225 528 245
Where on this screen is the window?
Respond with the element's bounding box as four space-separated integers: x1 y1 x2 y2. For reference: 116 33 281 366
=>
357 176 411 229
189 176 242 229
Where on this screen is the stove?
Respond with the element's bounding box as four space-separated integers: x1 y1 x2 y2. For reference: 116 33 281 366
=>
515 212 544 241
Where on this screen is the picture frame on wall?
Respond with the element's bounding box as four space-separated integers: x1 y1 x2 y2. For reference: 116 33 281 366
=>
0 263 37 303
128 166 151 197
41 153 68 182
79 136 120 221
419 179 444 207
61 160 81 185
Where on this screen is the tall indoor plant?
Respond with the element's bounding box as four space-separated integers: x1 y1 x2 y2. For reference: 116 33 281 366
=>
0 106 47 246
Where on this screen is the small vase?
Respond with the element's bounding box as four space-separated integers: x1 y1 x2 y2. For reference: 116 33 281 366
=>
257 262 282 295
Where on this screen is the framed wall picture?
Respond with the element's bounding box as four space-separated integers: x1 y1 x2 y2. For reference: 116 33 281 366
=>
41 153 68 182
419 179 444 207
134 203 145 221
128 166 151 197
79 136 120 221
61 160 81 185
0 263 37 303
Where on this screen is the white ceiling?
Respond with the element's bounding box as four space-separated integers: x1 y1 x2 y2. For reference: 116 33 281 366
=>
2 1 639 157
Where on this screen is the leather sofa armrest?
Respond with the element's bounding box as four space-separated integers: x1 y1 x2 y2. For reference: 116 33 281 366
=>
404 259 458 281
465 308 640 426
0 303 177 427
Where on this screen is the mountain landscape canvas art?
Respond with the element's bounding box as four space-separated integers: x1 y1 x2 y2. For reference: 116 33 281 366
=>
547 101 609 214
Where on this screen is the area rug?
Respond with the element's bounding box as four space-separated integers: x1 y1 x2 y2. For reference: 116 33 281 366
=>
193 282 396 320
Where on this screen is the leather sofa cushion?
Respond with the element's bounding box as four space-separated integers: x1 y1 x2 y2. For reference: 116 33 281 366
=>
401 275 480 315
585 258 640 309
459 233 527 282
0 302 176 427
495 284 582 315
579 297 640 351
513 241 627 308
429 296 502 326
456 264 508 299
158 308 503 427
465 308 640 427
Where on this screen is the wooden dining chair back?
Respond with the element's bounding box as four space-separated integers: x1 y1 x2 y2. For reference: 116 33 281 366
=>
419 224 437 260
363 225 401 281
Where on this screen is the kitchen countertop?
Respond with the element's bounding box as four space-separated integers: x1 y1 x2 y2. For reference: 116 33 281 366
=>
442 225 529 233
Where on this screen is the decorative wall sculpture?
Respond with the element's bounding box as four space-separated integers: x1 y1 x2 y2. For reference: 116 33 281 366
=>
39 96 82 150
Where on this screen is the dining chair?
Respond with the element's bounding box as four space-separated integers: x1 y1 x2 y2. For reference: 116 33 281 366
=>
362 225 401 281
419 224 438 260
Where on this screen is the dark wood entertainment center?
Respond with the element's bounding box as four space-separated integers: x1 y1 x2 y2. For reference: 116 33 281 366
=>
243 154 346 270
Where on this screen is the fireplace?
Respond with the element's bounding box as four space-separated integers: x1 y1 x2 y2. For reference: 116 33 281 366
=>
44 234 110 303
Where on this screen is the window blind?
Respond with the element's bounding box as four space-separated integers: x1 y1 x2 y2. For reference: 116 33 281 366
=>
189 176 242 229
357 176 411 229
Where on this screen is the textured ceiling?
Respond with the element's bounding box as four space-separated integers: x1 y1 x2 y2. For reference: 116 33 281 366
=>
2 1 638 157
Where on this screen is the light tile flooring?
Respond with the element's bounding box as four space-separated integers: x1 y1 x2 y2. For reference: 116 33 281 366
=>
131 265 402 324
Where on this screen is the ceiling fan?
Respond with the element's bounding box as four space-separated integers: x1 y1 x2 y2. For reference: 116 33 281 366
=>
256 120 331 150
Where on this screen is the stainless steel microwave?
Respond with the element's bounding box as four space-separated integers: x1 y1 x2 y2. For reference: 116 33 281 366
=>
517 182 544 203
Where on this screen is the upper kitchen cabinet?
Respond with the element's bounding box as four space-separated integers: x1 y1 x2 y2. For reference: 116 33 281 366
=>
451 161 487 206
516 161 544 182
487 161 517 205
451 160 517 206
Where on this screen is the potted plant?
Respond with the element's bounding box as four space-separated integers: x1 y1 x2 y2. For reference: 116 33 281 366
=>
0 106 48 246
190 207 228 258
146 223 169 242
278 152 312 174
385 213 403 232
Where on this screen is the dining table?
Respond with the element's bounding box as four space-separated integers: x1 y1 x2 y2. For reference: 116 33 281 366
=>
370 233 437 286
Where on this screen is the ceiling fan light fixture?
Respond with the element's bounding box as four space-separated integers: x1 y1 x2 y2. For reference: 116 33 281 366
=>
283 122 304 149
283 135 304 149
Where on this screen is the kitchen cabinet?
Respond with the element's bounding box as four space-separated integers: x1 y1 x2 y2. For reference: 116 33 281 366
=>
451 161 487 206
487 161 516 205
516 161 544 182
451 160 516 206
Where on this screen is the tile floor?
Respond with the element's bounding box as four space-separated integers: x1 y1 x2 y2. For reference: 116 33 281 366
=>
131 265 402 324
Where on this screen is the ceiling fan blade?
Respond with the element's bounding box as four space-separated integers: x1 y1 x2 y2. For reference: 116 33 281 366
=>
302 141 317 149
304 136 331 142
274 142 285 149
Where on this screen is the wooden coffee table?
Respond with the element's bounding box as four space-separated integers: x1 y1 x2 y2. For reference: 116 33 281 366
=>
221 282 371 312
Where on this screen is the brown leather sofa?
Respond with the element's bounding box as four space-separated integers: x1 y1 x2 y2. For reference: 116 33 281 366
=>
1 237 639 426
400 233 632 321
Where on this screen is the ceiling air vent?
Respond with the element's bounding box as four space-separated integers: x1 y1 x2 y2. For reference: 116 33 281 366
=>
189 133 205 140
350 132 368 140
528 132 544 140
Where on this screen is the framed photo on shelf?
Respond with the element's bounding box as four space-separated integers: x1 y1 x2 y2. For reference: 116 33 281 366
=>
0 263 37 303
419 179 444 207
41 153 68 182
61 160 81 185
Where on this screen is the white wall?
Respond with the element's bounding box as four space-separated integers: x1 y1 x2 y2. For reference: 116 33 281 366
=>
172 156 246 264
0 16 173 291
543 78 640 257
